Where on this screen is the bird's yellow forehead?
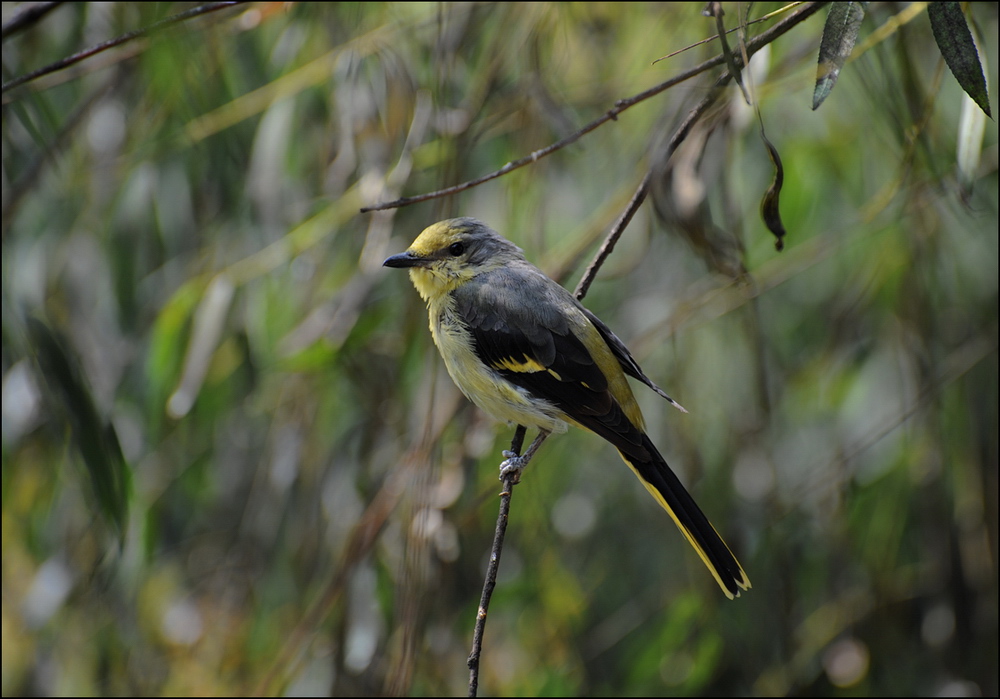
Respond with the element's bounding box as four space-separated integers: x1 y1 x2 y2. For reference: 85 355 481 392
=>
408 221 463 256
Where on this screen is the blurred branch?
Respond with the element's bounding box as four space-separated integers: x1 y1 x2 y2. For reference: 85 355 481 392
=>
360 1 827 213
1 1 62 41
652 1 804 63
184 5 449 143
806 331 999 506
1 1 246 95
251 452 408 696
632 221 847 351
851 2 929 64
167 85 431 418
227 190 360 285
860 60 946 223
757 319 995 694
258 326 459 697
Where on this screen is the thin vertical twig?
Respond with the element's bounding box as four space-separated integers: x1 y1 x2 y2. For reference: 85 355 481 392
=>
466 427 550 696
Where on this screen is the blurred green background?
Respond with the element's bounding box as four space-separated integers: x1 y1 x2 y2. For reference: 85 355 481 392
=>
2 2 997 696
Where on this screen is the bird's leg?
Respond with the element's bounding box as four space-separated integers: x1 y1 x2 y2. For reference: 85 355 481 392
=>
499 429 550 484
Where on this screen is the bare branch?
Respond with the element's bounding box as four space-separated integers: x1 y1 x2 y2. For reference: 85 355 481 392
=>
575 171 653 300
651 2 806 64
2 2 246 95
1 1 62 41
575 34 756 299
360 2 827 213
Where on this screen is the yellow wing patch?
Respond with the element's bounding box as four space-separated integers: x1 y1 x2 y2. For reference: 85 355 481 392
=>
492 355 546 373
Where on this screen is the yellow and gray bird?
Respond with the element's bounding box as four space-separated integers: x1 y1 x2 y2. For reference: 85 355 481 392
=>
383 217 750 599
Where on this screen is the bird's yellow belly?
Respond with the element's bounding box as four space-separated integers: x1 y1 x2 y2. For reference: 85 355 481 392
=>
430 306 568 434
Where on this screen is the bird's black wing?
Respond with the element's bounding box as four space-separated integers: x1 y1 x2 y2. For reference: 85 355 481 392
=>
451 269 650 461
451 267 750 599
581 307 686 412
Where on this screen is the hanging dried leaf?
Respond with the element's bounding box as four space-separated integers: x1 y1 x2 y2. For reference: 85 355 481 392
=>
928 2 992 118
813 1 866 110
759 128 786 251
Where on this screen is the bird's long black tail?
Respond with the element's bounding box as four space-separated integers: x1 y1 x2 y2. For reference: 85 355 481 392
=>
618 436 750 599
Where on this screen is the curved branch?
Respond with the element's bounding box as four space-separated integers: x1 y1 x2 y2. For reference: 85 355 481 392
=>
1 1 62 41
360 2 827 213
2 2 246 95
575 15 769 300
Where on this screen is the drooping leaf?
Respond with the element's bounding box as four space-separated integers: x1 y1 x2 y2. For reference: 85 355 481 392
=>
957 40 990 193
928 2 992 118
28 317 131 543
759 127 786 251
813 1 867 110
166 274 236 419
705 1 750 104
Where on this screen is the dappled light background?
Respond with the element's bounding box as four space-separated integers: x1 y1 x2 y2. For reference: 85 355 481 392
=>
2 3 997 696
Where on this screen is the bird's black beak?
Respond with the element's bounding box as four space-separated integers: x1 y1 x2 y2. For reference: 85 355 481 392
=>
383 251 426 269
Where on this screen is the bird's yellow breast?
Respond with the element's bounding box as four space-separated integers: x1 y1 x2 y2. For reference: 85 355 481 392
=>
425 291 568 434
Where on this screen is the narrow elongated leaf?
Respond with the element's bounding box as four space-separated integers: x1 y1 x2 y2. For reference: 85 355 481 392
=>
928 2 992 118
958 93 987 192
705 1 750 104
28 317 131 543
759 127 786 251
166 274 235 419
957 39 989 192
813 2 866 110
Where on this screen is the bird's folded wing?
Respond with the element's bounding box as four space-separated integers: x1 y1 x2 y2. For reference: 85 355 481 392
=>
451 272 649 459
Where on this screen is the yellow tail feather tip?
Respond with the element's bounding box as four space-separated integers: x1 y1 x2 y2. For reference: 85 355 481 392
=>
620 454 751 599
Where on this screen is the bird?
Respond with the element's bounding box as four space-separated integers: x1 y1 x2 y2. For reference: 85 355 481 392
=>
383 217 750 599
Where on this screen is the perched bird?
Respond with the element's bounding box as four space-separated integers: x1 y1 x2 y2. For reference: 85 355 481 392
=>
383 218 750 598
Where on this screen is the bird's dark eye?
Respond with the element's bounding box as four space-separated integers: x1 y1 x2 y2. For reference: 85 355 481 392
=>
448 242 466 256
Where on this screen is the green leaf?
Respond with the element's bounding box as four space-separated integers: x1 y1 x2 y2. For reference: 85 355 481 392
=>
813 1 867 110
28 317 131 543
147 279 202 425
705 1 750 105
928 2 992 118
